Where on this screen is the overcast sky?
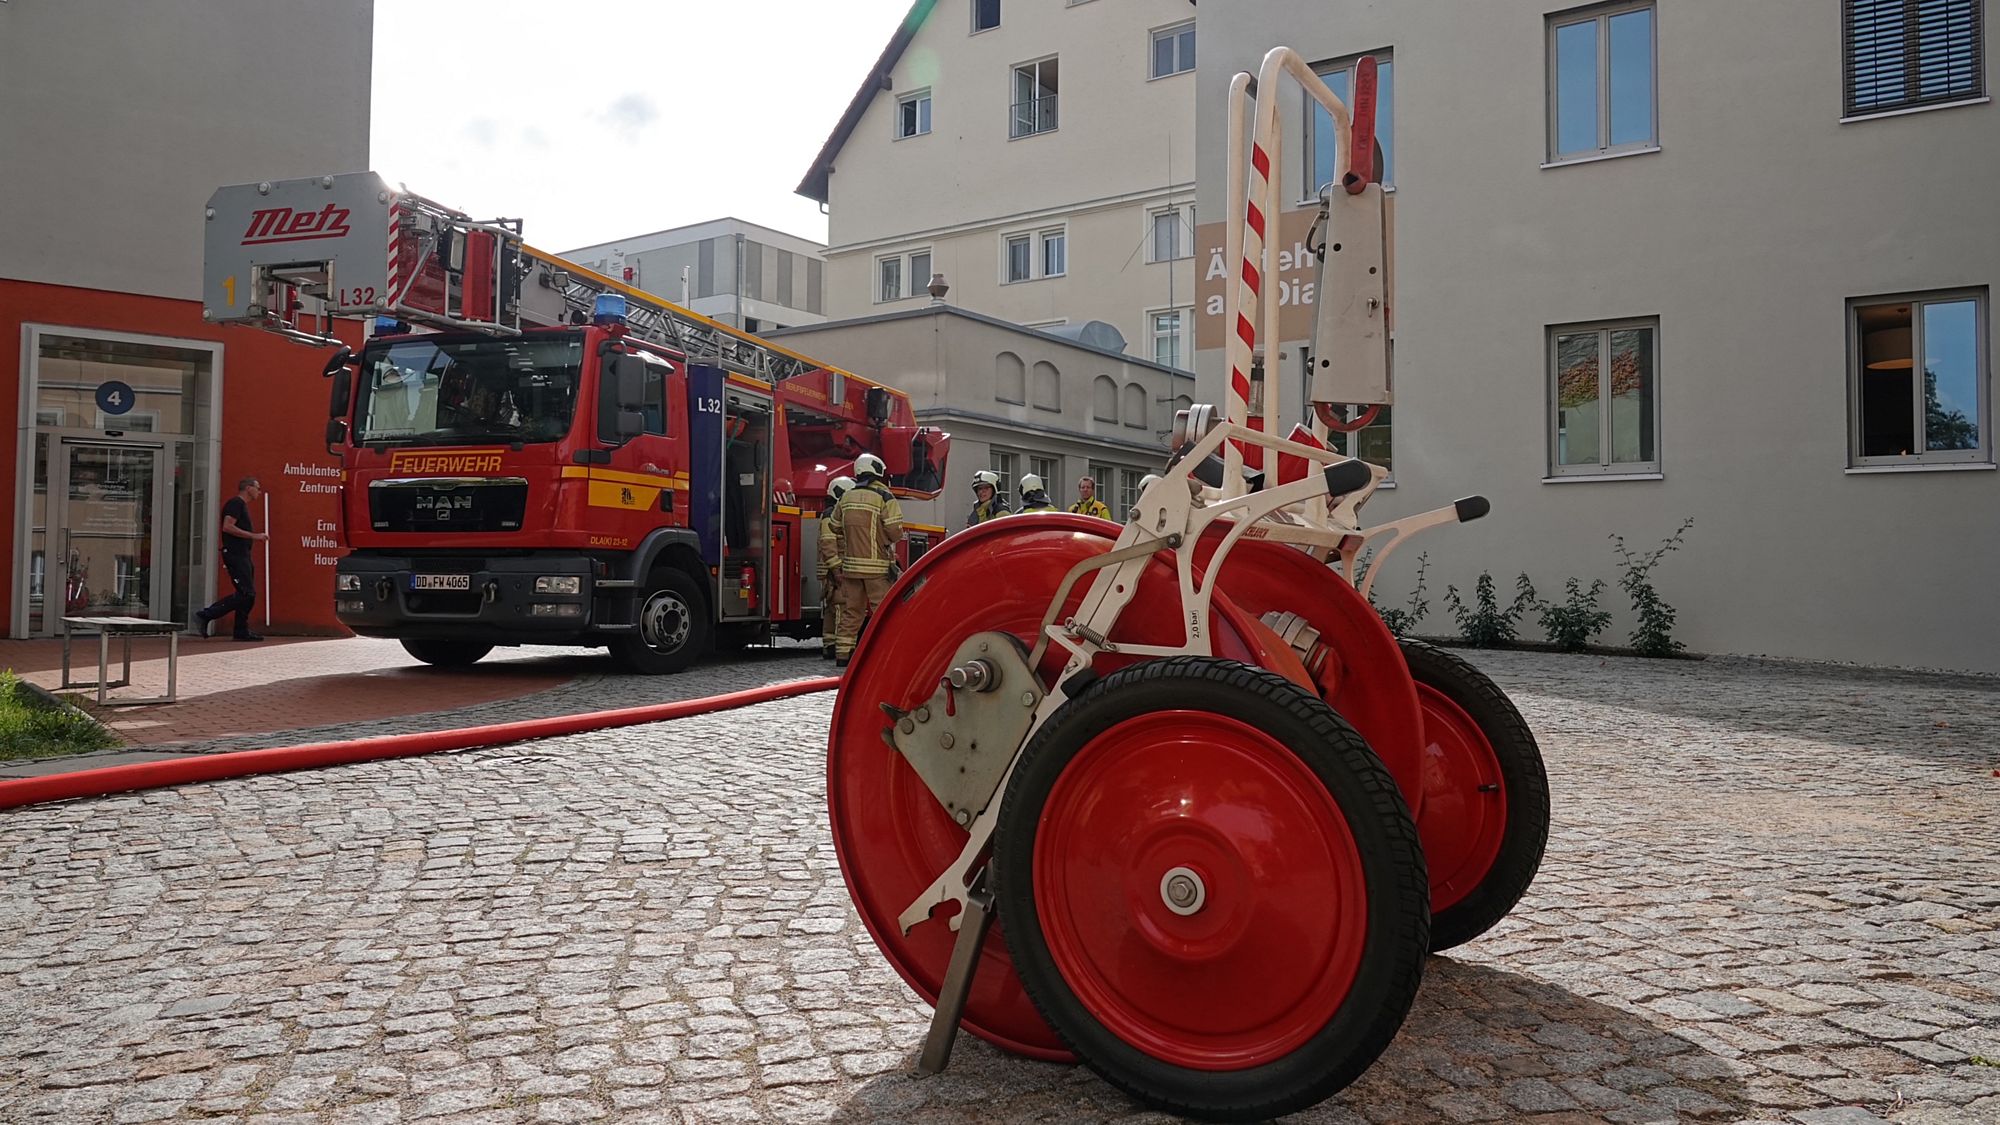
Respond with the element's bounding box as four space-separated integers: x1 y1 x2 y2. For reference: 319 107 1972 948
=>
370 0 914 254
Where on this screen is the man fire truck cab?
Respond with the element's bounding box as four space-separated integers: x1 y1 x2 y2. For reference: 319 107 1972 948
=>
203 172 948 673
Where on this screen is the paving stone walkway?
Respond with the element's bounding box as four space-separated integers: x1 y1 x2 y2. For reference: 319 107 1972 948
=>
1 650 1997 1124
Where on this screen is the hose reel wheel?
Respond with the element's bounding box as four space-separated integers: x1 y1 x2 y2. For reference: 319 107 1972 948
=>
990 656 1430 1121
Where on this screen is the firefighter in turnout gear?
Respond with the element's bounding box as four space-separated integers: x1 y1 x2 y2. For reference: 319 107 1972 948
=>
964 469 1010 526
1068 475 1111 520
830 453 903 666
818 475 855 660
1014 474 1058 513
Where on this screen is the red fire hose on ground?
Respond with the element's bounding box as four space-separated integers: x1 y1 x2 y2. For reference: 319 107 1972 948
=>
0 676 841 812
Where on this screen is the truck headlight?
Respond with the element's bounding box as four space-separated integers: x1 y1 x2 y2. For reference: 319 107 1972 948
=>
534 576 582 595
337 574 362 591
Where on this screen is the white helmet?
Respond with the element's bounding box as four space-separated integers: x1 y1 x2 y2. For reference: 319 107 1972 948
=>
1019 473 1045 495
971 469 1001 494
828 475 856 501
853 452 886 479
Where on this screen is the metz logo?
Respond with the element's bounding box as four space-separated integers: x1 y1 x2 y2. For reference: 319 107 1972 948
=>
387 449 504 474
241 204 353 246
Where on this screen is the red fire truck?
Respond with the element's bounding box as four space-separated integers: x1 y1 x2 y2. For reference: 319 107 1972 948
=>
203 172 948 672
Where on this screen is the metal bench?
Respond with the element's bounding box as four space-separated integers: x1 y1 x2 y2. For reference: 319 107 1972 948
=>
59 616 181 707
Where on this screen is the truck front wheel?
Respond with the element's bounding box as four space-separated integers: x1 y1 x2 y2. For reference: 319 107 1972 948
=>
612 568 710 675
399 639 493 668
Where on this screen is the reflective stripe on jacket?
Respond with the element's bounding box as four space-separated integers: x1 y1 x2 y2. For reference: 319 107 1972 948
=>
833 482 904 577
817 504 841 575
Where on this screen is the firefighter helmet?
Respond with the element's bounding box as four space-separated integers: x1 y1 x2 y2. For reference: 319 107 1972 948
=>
971 469 1001 493
854 452 887 480
1019 473 1045 496
828 475 856 501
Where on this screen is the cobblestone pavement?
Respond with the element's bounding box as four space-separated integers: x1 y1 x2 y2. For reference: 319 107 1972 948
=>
2 650 1997 1124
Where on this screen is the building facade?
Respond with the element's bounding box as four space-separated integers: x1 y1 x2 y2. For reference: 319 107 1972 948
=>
800 0 1200 368
1197 0 1997 671
561 219 827 335
770 306 1196 529
1 0 373 637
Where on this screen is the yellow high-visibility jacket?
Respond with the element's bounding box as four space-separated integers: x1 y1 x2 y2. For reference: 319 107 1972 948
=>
1068 498 1111 519
832 481 904 577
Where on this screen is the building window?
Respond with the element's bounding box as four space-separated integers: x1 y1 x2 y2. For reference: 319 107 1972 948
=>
1004 227 1065 283
1005 234 1032 282
1041 229 1066 278
1549 318 1660 476
1088 462 1116 516
1152 309 1190 370
1327 406 1393 473
878 256 903 303
1030 455 1059 490
1850 289 1989 466
1119 468 1146 515
1547 2 1657 162
1151 22 1196 79
973 0 1000 33
877 249 933 302
1012 57 1059 138
991 449 1019 497
1844 0 1986 117
1149 207 1191 263
897 91 933 139
1305 52 1395 197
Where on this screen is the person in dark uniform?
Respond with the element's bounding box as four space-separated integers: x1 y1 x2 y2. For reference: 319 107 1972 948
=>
195 476 268 641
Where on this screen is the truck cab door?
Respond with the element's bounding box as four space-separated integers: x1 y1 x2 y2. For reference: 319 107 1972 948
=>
602 348 684 543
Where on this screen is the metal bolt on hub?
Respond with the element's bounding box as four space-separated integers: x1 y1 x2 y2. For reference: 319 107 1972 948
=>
1160 866 1206 916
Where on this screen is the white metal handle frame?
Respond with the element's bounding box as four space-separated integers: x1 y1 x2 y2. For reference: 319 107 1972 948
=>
1224 49 1370 497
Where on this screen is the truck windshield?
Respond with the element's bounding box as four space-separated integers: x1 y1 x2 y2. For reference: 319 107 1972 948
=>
355 334 583 445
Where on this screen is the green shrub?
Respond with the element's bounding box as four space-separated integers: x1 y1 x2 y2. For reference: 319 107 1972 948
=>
1611 517 1695 657
1366 551 1431 636
1537 577 1613 652
1445 572 1537 648
0 671 119 760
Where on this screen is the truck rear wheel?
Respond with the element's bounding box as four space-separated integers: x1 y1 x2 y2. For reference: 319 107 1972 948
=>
612 568 709 675
399 639 492 668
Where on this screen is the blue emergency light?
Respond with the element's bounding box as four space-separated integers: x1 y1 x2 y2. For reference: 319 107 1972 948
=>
592 293 628 326
373 316 410 336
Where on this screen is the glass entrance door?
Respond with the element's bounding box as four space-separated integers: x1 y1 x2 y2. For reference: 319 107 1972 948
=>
46 441 168 630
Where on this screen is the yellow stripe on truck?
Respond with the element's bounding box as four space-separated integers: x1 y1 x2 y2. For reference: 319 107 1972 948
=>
588 480 662 511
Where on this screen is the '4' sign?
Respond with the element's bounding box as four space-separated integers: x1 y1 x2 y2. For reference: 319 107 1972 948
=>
95 380 136 417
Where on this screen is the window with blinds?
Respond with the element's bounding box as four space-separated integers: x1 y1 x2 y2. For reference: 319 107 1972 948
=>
1844 0 1985 117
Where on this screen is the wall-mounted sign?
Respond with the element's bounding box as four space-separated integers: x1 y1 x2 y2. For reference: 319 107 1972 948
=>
95 380 136 416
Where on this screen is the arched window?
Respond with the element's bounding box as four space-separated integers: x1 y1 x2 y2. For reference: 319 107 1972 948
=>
996 352 1026 404
1031 361 1061 411
1123 382 1148 429
1092 375 1118 422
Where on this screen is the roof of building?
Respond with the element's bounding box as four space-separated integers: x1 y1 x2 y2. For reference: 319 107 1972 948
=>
799 0 1195 204
796 0 938 204
766 302 1197 381
562 216 825 262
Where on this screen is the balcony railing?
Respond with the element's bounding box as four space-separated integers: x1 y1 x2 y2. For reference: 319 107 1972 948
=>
1010 94 1058 138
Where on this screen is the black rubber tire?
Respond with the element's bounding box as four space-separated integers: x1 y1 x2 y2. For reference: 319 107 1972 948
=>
398 639 492 668
610 568 710 675
991 657 1430 1123
1399 639 1550 953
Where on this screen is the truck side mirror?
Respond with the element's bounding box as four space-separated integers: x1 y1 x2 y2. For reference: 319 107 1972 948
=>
329 367 353 418
615 409 646 439
613 353 648 410
325 418 349 453
866 386 891 425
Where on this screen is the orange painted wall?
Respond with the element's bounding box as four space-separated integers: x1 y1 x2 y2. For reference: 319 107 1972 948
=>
1 278 361 635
